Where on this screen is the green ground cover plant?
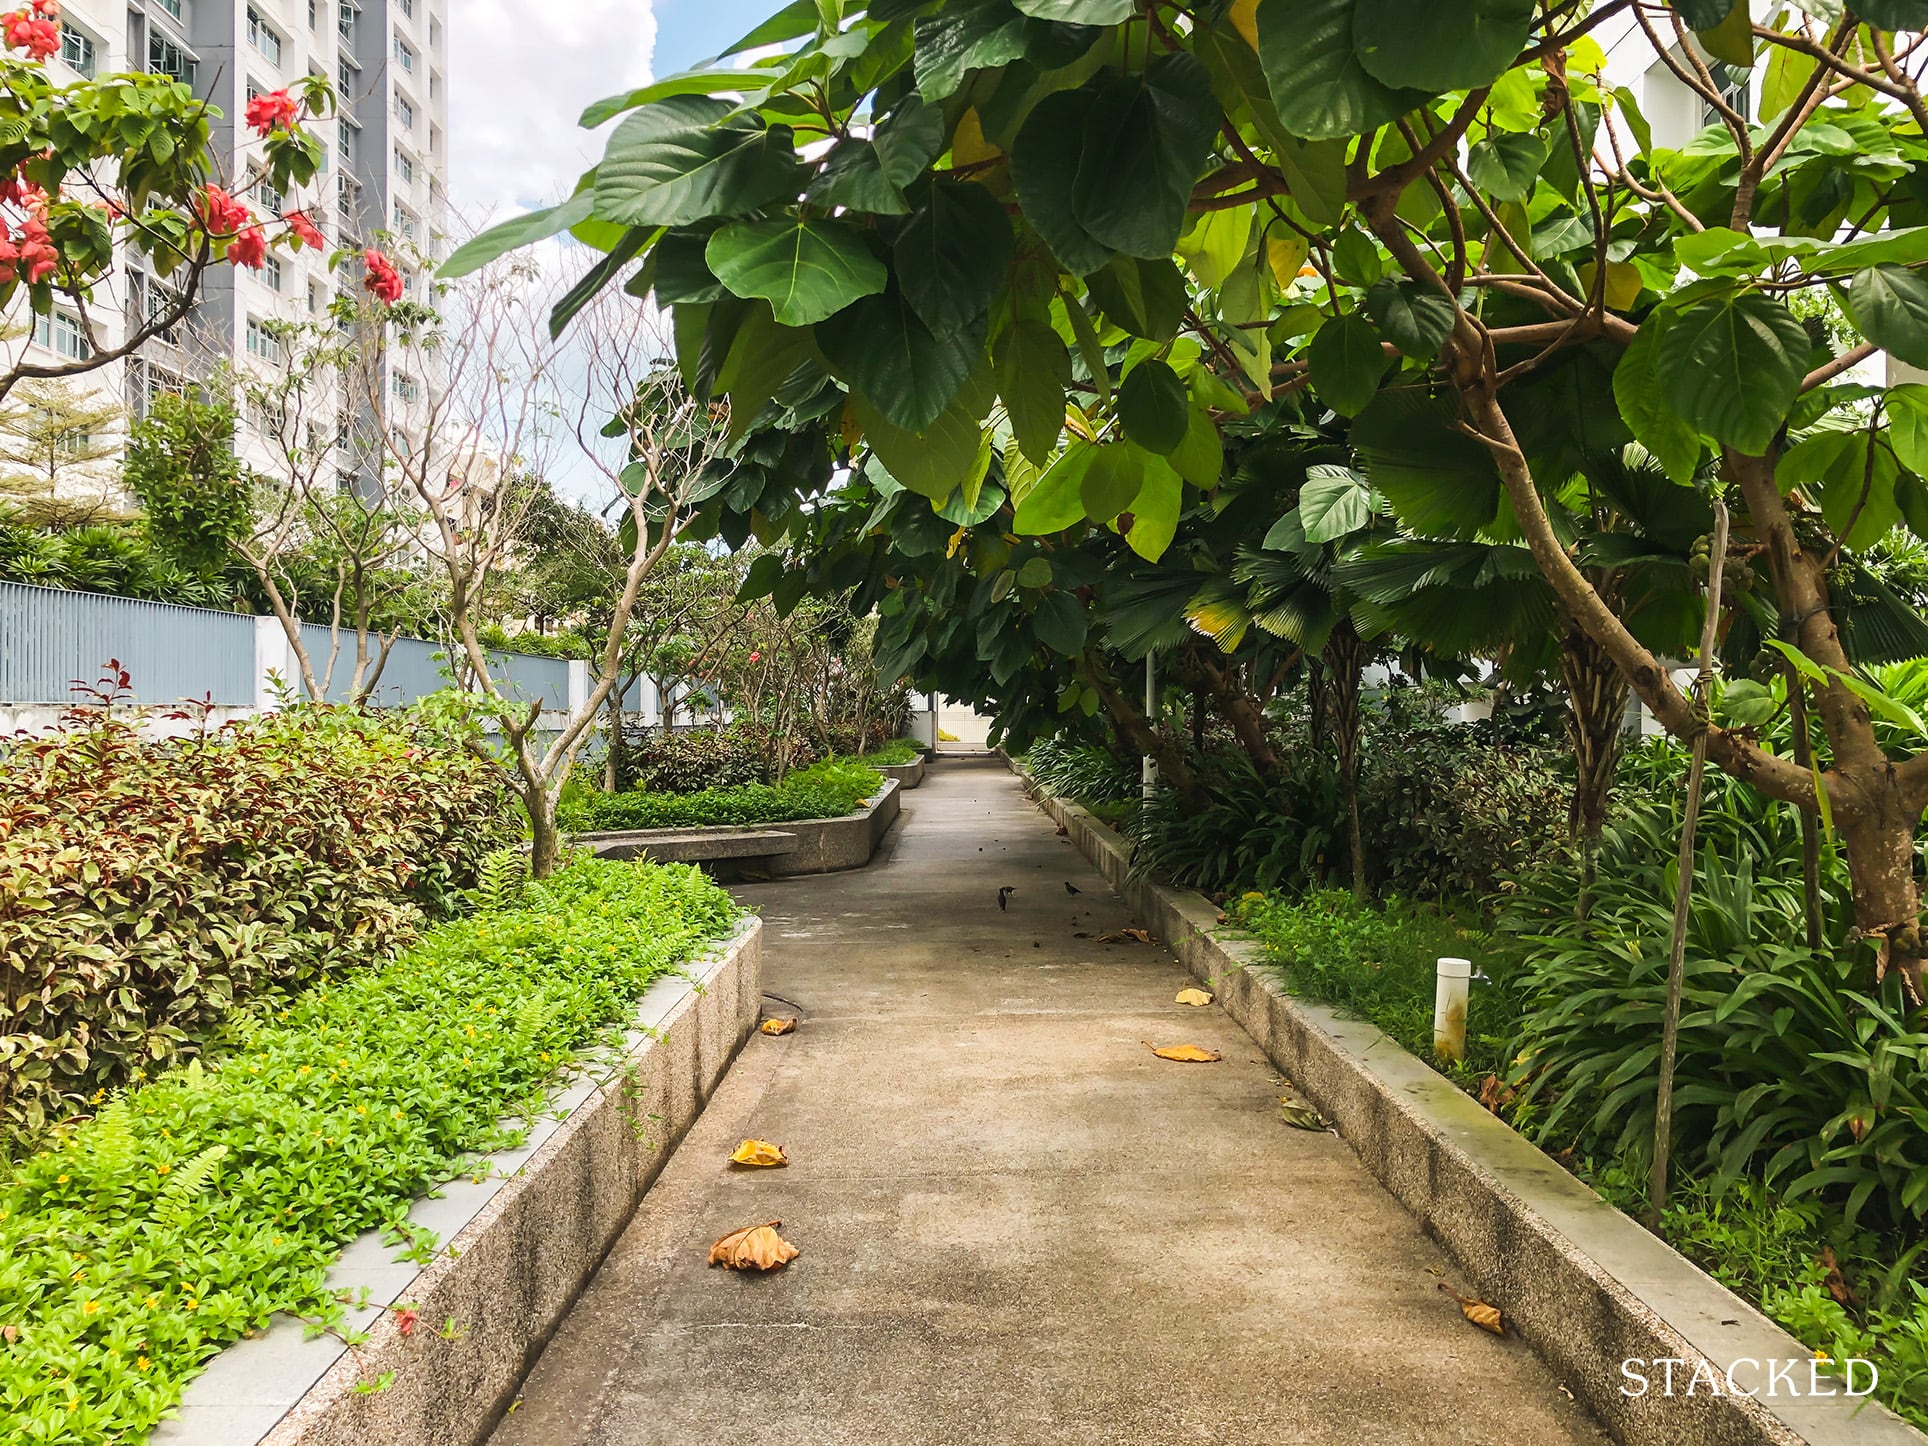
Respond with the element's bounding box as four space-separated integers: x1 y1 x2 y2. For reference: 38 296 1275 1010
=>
858 738 923 767
0 855 739 1444
558 758 885 833
0 698 516 1142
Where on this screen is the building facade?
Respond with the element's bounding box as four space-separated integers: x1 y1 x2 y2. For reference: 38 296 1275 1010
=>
2 0 447 508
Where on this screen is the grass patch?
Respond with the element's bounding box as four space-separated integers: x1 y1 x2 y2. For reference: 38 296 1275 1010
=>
0 856 740 1442
559 758 885 833
859 738 924 767
1230 888 1500 1079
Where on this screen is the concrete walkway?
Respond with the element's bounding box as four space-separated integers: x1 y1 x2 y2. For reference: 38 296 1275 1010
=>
493 758 1604 1445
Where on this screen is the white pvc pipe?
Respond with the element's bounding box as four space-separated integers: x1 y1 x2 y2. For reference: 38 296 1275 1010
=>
1142 653 1157 800
1434 956 1472 1064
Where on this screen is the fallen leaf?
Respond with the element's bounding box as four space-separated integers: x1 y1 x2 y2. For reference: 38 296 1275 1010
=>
730 1139 789 1168
759 1017 797 1036
708 1221 799 1271
1147 1042 1221 1062
1280 1102 1326 1131
1096 928 1154 944
1437 1283 1506 1336
1478 1073 1517 1113
1174 987 1214 1007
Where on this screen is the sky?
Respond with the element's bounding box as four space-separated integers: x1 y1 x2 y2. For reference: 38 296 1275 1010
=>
448 0 776 218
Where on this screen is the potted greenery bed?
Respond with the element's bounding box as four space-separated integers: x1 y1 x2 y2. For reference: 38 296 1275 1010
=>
0 710 759 1445
857 737 931 789
559 758 901 876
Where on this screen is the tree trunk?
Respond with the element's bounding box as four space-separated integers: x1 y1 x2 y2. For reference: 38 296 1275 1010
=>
1091 667 1206 809
527 784 563 881
1324 623 1369 901
603 682 624 792
1785 666 1825 950
1193 651 1282 781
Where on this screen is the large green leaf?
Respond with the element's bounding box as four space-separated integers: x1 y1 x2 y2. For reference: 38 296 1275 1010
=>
1354 0 1536 91
714 302 815 443
1307 312 1389 416
1464 133 1545 203
1613 314 1703 485
648 230 725 304
548 228 652 338
1013 441 1097 532
441 193 594 279
854 366 996 500
705 217 885 326
1364 279 1455 359
1167 402 1224 487
895 179 1015 333
914 0 1033 101
578 70 765 131
803 139 912 215
1011 0 1131 20
594 97 801 228
1657 290 1809 455
1299 464 1371 543
1085 256 1187 341
1258 0 1423 140
1192 20 1349 223
1853 0 1928 27
1889 384 1928 476
1011 90 1114 275
1124 452 1183 561
1030 589 1091 653
1071 54 1218 259
995 319 1073 463
875 96 949 184
818 286 986 432
1848 265 1928 370
1117 359 1189 453
1080 442 1145 521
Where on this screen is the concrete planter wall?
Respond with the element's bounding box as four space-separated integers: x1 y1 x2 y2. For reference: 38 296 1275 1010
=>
575 777 901 878
1009 756 1922 1446
153 919 763 1446
871 754 927 789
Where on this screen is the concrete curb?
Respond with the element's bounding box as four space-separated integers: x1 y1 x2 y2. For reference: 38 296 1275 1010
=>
1008 756 1921 1446
575 777 901 877
153 917 764 1446
871 755 927 789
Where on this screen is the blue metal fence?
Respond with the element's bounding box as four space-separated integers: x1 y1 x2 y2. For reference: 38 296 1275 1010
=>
1 581 574 712
0 581 257 706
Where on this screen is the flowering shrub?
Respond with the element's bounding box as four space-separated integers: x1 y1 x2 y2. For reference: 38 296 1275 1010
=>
0 697 517 1141
0 855 739 1441
560 758 884 833
362 247 403 304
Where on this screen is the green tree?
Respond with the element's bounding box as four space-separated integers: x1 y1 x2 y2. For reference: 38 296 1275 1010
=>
0 375 123 522
461 0 1928 989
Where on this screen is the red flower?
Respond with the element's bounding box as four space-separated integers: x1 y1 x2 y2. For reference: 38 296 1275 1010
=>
245 89 300 137
0 215 58 285
2 7 59 60
198 185 252 238
747 651 762 664
282 209 325 251
227 224 267 269
362 247 403 305
393 1305 419 1337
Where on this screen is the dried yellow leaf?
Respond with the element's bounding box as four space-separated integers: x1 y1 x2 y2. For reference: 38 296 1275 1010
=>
1228 0 1259 49
1438 1283 1506 1336
708 1220 799 1272
1174 987 1214 1007
729 1139 788 1168
759 1017 797 1036
1280 1102 1326 1131
1148 1043 1221 1063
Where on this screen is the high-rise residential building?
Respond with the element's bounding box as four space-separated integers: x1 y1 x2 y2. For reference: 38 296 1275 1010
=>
4 0 448 506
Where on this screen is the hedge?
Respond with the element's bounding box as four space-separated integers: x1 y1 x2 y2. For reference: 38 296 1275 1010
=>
559 758 885 833
0 705 517 1142
0 856 740 1443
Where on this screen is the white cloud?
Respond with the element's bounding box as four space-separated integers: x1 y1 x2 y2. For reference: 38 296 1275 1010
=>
447 0 658 219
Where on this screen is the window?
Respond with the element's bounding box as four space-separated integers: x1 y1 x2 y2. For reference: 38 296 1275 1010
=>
263 252 283 291
308 278 324 313
247 7 282 66
391 370 418 404
398 0 413 17
258 179 285 215
394 36 414 73
32 310 91 361
59 24 97 77
146 366 185 408
156 0 184 20
396 93 414 130
394 149 413 185
393 203 415 239
338 2 355 44
141 274 184 346
246 316 281 361
53 425 94 458
1703 63 1750 130
429 125 441 156
254 395 287 438
150 32 195 83
429 17 441 49
308 0 317 29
